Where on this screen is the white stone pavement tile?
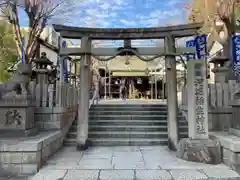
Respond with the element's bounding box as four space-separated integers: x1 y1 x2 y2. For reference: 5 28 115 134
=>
77 158 113 169
136 170 172 180
40 163 78 170
144 161 162 170
47 155 83 164
203 168 240 179
113 161 145 170
29 169 67 180
170 169 208 180
113 146 140 152
47 148 83 164
161 159 230 170
139 146 170 152
63 170 99 180
85 147 114 154
112 156 145 170
113 151 143 160
81 152 113 160
143 154 176 162
99 170 134 180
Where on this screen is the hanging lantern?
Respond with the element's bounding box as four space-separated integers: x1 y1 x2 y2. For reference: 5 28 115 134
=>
125 55 130 65
145 68 149 75
137 78 142 84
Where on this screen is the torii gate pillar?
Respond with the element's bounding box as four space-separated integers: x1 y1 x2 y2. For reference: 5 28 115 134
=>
76 36 91 150
165 35 179 150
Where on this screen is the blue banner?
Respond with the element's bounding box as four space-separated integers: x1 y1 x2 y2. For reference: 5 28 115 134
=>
21 37 25 64
195 34 207 60
232 35 240 81
62 40 68 83
186 39 195 60
56 36 61 81
58 36 61 49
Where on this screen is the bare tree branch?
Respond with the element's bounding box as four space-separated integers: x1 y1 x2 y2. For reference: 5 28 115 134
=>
0 0 77 64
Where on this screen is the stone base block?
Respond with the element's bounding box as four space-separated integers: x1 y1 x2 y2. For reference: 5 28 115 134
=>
0 127 38 137
0 130 64 177
210 131 240 174
76 139 92 151
177 138 221 164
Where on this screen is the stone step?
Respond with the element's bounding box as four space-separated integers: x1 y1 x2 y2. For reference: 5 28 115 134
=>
91 104 167 108
87 120 187 126
65 104 188 147
89 107 167 112
67 131 188 139
71 124 184 132
90 107 168 111
89 111 169 115
91 138 169 146
72 119 188 126
69 124 188 133
88 115 184 120
63 138 169 146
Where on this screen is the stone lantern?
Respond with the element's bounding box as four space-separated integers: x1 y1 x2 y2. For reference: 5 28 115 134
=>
209 56 229 83
35 52 53 85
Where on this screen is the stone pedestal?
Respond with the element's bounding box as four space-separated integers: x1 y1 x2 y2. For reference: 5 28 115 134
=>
0 96 37 137
177 137 221 164
177 60 221 164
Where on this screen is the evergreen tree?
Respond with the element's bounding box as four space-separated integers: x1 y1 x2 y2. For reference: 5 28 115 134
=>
0 20 18 83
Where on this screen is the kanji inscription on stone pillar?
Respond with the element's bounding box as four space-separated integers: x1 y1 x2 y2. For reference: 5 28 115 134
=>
187 60 208 139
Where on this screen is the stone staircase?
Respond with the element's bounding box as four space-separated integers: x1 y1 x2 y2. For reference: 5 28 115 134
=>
64 104 188 146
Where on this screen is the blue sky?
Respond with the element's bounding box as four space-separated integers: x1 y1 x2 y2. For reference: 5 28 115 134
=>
19 0 190 28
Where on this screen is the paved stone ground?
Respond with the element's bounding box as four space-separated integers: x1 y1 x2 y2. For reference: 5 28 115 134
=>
29 146 240 180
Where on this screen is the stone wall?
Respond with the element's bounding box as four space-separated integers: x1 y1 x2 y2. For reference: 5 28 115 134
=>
0 106 78 177
0 131 63 177
35 106 78 135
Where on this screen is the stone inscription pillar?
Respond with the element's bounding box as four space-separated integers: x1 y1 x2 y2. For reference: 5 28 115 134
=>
187 60 208 139
76 36 91 150
164 35 179 150
177 60 221 165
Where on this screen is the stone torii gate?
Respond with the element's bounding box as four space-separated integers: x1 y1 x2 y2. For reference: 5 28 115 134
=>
53 23 202 151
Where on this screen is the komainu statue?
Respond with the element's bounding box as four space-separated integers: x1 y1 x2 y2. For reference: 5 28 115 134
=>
0 64 32 99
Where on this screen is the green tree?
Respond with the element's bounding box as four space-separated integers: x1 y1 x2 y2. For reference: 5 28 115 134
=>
0 20 18 82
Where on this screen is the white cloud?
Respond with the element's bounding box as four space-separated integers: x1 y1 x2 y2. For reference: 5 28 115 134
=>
120 19 136 26
46 0 188 28
166 0 183 6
